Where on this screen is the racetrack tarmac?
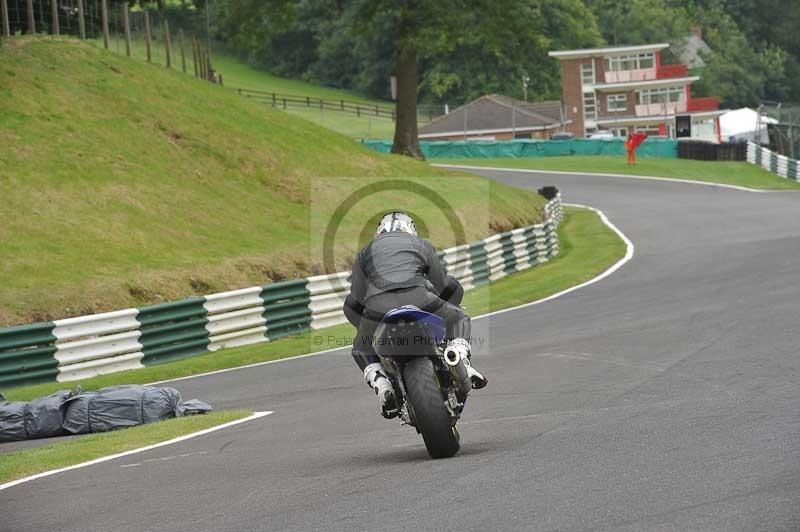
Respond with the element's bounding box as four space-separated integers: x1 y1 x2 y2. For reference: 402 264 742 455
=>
3 169 799 532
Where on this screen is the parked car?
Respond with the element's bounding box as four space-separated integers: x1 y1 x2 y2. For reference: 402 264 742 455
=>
589 130 614 140
550 132 575 140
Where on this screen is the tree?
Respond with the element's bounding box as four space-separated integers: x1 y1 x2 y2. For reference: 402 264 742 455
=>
351 0 556 159
584 0 692 62
689 4 789 107
699 0 800 102
417 0 602 105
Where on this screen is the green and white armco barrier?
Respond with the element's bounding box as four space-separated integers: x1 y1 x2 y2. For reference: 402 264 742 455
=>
747 141 799 180
0 196 562 389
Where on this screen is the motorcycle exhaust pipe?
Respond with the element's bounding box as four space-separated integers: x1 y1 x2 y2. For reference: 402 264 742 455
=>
444 346 472 399
444 347 462 367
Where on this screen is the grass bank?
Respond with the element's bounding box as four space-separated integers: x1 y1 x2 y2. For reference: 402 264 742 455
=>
0 410 251 484
213 55 382 105
214 55 401 139
0 37 540 326
4 206 625 402
438 156 800 190
89 37 399 139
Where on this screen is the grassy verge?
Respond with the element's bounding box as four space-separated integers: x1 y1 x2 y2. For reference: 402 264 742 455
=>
212 56 401 139
277 106 396 140
461 206 626 315
438 155 800 190
0 410 251 484
89 37 400 139
0 37 540 326
4 206 625 402
213 55 382 105
90 37 383 104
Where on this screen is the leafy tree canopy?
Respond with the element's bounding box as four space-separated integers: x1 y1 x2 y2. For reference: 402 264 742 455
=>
194 0 798 107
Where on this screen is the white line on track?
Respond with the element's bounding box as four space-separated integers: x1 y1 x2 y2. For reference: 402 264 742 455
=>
432 163 769 193
148 203 634 385
0 411 273 492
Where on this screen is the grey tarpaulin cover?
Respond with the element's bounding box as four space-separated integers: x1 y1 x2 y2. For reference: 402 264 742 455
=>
0 385 212 442
62 385 211 435
0 390 74 442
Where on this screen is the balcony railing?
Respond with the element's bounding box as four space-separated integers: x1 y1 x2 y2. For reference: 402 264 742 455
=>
656 64 689 79
635 102 687 117
603 68 656 83
603 64 691 84
687 96 720 112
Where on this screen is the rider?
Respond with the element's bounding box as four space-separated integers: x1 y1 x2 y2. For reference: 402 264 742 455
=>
343 211 488 417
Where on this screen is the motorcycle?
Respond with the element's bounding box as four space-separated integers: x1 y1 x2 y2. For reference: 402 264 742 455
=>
372 305 474 459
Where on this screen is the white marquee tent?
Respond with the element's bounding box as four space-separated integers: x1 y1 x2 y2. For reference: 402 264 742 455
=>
720 108 777 144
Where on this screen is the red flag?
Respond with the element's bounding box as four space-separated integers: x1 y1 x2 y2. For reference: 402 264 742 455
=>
629 132 648 150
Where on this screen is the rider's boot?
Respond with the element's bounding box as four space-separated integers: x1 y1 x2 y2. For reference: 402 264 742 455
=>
445 338 488 390
363 363 399 418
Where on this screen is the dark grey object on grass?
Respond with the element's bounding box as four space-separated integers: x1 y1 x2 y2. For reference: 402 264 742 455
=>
0 390 74 442
0 385 212 442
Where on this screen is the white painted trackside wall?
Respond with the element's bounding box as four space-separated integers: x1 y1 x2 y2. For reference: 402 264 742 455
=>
308 272 351 330
204 287 267 351
52 309 144 382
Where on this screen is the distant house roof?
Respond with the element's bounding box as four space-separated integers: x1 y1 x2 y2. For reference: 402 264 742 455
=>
418 95 566 138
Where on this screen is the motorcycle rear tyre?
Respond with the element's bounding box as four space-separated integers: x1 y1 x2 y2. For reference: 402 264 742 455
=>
403 356 460 459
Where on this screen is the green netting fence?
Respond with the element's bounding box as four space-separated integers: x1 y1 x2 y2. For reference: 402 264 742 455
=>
362 139 678 159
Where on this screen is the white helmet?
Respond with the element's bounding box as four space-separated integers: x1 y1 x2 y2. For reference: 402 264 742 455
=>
376 211 417 236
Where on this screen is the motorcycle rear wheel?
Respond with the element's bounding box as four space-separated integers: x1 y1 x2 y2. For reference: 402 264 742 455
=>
403 356 460 459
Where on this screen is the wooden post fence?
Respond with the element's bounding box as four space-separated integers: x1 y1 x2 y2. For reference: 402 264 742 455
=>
114 10 120 53
100 0 109 48
198 44 206 79
122 3 131 57
1 0 9 38
26 0 34 34
179 29 186 73
163 18 171 68
77 0 85 39
144 10 151 62
50 0 59 35
191 36 199 77
198 44 204 79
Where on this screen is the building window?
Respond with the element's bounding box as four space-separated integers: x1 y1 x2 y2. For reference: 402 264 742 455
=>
605 52 655 72
607 94 627 112
581 62 595 85
611 127 629 137
636 86 685 104
584 126 598 137
638 53 654 69
583 92 596 120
